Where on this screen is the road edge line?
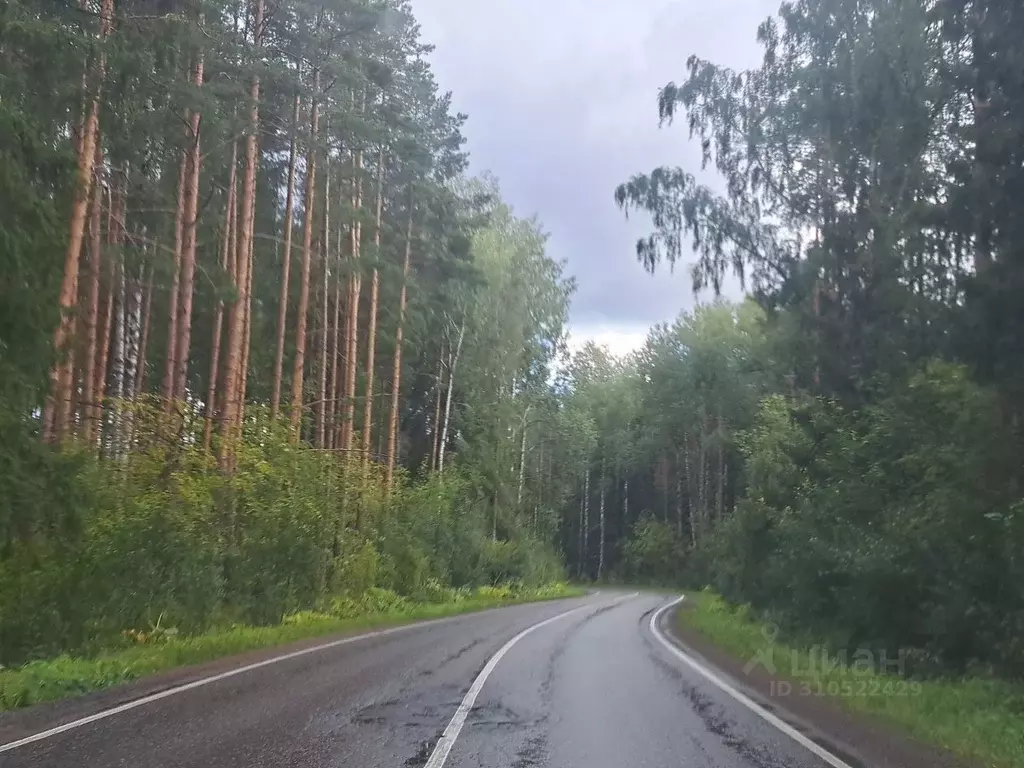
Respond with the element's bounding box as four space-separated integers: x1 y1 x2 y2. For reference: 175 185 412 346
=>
424 592 635 768
0 597 590 755
649 596 855 768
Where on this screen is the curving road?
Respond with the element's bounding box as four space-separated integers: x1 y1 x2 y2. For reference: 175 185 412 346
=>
0 593 841 768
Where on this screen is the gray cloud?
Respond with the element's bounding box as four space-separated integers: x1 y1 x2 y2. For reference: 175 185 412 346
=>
413 0 778 342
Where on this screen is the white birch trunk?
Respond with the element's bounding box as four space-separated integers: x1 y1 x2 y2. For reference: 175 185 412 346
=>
684 434 697 546
108 260 127 459
598 462 606 581
437 316 465 474
676 456 684 538
517 405 530 507
122 263 143 451
583 467 590 579
578 476 585 580
624 478 629 527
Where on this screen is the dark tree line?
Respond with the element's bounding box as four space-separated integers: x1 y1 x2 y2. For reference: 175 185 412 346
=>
559 0 1024 679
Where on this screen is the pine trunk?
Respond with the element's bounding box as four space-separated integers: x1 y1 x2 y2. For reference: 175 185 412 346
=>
204 154 236 451
220 0 264 467
162 151 187 407
329 216 343 449
338 248 353 450
289 69 320 439
230 184 256 447
173 56 205 404
360 151 384 464
44 0 112 442
342 146 364 454
271 92 301 420
375 380 386 460
316 168 331 449
81 149 103 444
384 207 412 490
134 264 154 397
94 227 116 449
236 187 256 435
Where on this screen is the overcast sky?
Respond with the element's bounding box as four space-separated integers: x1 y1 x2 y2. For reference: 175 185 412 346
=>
413 0 778 355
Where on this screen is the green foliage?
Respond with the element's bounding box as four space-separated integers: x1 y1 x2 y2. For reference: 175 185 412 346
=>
475 538 565 588
0 581 581 711
0 403 567 667
620 517 687 585
607 0 1024 699
702 363 1024 676
681 590 1024 768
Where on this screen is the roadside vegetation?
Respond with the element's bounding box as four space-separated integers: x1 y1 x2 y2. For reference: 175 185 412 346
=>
3 0 584 699
553 1 1024 765
0 581 578 712
680 591 1024 768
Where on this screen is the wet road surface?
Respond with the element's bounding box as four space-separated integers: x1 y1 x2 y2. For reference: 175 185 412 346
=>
0 593 836 768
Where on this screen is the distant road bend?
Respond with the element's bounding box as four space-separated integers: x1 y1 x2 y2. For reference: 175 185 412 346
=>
0 593 851 768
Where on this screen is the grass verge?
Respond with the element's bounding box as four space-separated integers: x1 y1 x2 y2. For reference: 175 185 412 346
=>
679 589 1024 768
0 582 582 712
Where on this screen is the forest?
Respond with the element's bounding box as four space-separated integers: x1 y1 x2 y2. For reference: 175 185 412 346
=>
3 0 1024 693
1 0 580 667
600 0 1024 680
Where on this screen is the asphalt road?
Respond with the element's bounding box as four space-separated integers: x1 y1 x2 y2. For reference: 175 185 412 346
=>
0 593 838 768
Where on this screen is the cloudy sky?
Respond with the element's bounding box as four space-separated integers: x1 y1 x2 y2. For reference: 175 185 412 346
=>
412 0 778 355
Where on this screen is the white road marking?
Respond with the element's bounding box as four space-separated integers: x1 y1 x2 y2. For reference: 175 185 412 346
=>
424 592 636 768
0 598 593 755
650 597 855 768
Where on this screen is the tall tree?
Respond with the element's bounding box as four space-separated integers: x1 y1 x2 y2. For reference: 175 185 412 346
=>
271 91 302 420
220 0 265 463
290 67 320 438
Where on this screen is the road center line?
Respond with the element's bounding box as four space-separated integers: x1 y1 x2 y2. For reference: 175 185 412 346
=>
424 593 635 768
649 597 855 768
0 598 592 755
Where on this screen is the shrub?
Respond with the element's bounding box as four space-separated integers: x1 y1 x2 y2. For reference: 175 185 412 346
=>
708 363 1024 677
0 404 570 667
620 516 687 585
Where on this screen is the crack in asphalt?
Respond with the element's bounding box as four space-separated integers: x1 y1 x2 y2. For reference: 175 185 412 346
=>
418 637 489 679
642 615 790 768
405 735 441 768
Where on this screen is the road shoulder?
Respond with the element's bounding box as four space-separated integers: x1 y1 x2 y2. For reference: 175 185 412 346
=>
661 600 970 768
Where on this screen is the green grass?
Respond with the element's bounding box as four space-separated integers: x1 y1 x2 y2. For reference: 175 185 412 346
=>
679 589 1024 768
0 583 583 712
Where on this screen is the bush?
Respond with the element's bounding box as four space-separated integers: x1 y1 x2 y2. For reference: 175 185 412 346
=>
474 584 516 601
412 578 468 605
620 516 687 585
475 538 564 587
708 363 1024 677
0 404 568 667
